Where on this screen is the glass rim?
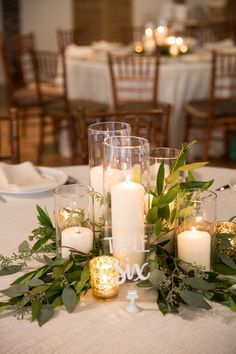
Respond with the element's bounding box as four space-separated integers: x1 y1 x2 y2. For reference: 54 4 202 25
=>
55 184 94 197
88 121 131 134
103 135 150 149
179 188 217 203
149 147 180 160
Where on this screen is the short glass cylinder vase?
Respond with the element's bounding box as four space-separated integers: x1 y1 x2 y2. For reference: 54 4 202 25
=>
88 122 131 226
176 189 217 271
55 184 94 259
89 255 120 300
149 147 181 189
103 135 150 283
212 221 236 273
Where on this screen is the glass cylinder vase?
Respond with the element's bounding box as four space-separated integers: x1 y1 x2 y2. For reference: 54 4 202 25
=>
176 189 217 271
103 135 150 283
88 122 131 226
55 184 94 258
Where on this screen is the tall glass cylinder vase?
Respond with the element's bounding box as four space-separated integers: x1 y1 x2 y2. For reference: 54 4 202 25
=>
88 122 131 227
103 135 150 283
176 189 217 271
55 184 94 259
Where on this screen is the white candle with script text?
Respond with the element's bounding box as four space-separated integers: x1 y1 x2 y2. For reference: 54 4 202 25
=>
177 228 211 270
90 166 122 222
61 226 93 258
111 181 145 269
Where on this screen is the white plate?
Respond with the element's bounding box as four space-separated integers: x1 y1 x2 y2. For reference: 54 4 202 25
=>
0 167 67 195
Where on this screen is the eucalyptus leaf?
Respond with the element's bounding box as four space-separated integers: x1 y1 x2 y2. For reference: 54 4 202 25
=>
32 299 43 322
0 265 22 276
37 304 54 327
220 255 236 270
18 240 31 253
52 295 63 308
147 206 158 224
62 286 77 313
226 296 236 312
213 263 236 275
183 277 213 291
178 161 208 171
158 186 179 208
26 279 44 288
1 284 28 298
179 290 211 309
155 219 162 236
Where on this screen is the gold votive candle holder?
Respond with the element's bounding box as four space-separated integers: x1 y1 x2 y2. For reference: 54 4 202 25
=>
89 256 119 300
212 221 236 272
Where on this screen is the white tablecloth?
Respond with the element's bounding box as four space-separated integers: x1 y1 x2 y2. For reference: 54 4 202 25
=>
66 54 211 149
0 165 236 354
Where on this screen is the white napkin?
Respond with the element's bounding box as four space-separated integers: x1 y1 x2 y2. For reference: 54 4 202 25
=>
0 162 58 192
65 44 94 58
203 39 235 51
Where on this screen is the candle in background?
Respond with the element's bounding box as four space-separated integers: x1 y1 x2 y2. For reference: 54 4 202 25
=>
111 181 145 269
177 227 211 270
61 226 93 258
90 165 123 222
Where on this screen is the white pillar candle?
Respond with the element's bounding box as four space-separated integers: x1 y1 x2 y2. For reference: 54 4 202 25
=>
177 228 211 270
90 165 123 222
61 226 93 258
111 181 145 269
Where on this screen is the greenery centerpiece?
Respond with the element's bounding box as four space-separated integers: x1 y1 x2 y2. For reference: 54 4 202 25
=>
0 143 235 326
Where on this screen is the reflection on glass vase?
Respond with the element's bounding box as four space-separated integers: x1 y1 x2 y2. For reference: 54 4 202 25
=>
88 122 131 228
103 135 151 283
55 184 94 259
176 189 217 271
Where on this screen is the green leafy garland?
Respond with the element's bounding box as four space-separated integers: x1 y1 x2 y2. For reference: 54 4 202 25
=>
0 143 235 326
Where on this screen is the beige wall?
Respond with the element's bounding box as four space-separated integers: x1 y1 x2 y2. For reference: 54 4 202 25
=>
20 0 73 50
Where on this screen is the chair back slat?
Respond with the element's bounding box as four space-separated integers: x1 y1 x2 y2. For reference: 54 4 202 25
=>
0 108 20 164
108 53 160 109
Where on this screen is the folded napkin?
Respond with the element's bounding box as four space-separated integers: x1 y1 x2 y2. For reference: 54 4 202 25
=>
0 162 58 192
65 44 94 58
203 39 235 51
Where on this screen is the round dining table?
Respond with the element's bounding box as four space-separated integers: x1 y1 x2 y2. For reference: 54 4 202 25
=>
0 165 236 354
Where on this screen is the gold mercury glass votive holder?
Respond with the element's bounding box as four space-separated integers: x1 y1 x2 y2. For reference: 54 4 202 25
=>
212 221 236 271
89 256 120 300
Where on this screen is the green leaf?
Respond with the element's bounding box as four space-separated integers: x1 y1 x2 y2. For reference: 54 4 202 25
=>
1 284 28 298
52 266 64 279
0 304 10 314
226 296 236 312
30 284 50 295
137 280 152 288
180 180 214 190
0 265 22 276
183 277 213 291
43 255 54 266
158 186 179 208
156 162 164 195
220 255 236 270
213 263 236 275
178 161 208 171
37 304 54 326
179 290 211 309
187 170 195 182
147 206 158 224
36 205 54 228
18 240 31 253
155 219 162 236
11 269 38 285
26 279 44 288
52 296 63 308
62 286 77 313
31 299 43 322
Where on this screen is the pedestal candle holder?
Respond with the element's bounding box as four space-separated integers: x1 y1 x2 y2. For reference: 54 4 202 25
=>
55 184 94 258
88 122 131 226
176 189 217 271
103 135 150 283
